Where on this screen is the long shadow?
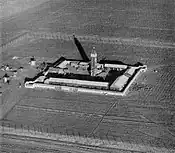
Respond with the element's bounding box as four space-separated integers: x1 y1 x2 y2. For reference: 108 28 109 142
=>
73 35 90 62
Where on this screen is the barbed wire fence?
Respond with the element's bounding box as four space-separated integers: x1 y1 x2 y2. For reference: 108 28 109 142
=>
0 122 174 153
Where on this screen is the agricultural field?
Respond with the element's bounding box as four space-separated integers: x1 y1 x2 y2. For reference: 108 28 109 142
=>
0 0 50 45
3 37 175 66
2 87 175 151
1 0 175 43
1 0 175 152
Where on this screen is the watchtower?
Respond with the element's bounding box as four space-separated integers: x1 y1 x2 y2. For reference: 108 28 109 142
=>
90 47 97 76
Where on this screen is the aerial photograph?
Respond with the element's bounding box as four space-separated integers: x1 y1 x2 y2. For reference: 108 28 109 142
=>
0 0 175 152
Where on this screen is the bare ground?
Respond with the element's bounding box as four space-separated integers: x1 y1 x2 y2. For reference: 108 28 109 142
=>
1 0 175 152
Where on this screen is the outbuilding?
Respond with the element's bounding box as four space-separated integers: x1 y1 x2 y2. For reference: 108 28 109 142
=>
3 73 10 84
30 56 36 66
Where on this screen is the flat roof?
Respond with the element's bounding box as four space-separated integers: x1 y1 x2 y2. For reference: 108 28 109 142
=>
110 75 129 90
48 77 109 87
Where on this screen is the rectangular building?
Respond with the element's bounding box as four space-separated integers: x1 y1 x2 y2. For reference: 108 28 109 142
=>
124 67 137 77
104 64 127 69
110 75 129 91
47 77 109 88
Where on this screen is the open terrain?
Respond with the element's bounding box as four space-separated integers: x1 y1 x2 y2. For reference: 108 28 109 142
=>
1 0 175 152
1 0 175 43
0 0 50 19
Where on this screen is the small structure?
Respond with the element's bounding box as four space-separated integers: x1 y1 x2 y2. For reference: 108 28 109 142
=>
1 65 5 71
3 73 10 84
5 65 10 71
13 71 18 78
19 66 24 71
18 82 22 88
30 56 36 66
12 56 19 60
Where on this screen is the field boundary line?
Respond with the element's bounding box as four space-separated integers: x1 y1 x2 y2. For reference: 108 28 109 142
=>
87 101 117 137
0 30 30 52
28 31 175 49
16 105 103 118
1 30 175 52
22 95 175 112
2 134 144 153
1 125 174 153
16 104 165 125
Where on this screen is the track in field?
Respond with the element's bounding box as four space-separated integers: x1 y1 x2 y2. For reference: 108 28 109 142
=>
1 134 145 153
4 104 175 152
1 0 175 152
17 99 174 125
20 94 174 113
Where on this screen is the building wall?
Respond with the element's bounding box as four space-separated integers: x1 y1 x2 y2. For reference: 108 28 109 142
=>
48 77 109 88
110 75 129 91
104 64 127 69
124 67 137 77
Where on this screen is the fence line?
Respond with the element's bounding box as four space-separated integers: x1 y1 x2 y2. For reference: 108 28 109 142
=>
0 123 174 153
1 30 175 52
28 31 175 49
1 31 30 51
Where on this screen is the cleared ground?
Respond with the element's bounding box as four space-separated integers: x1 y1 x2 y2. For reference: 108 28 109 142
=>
0 0 50 19
1 0 175 43
1 0 175 152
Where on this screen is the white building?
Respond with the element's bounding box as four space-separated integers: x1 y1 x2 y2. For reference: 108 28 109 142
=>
30 56 36 66
110 75 129 91
90 47 97 76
